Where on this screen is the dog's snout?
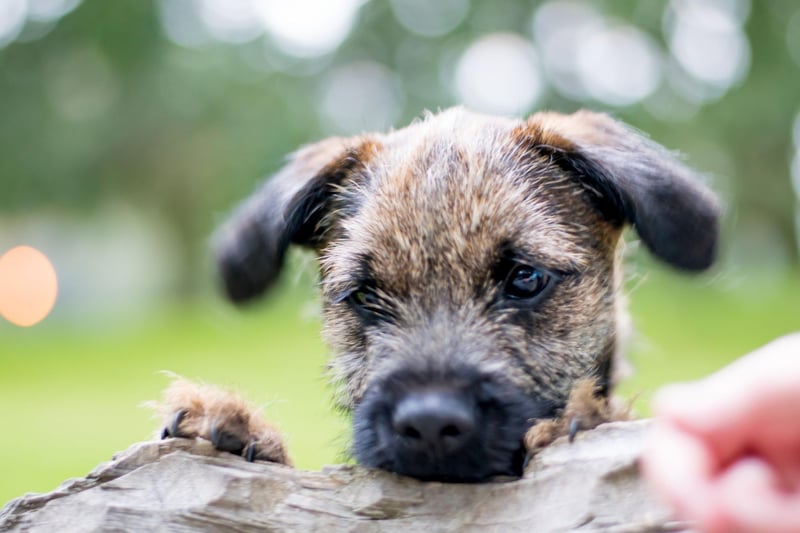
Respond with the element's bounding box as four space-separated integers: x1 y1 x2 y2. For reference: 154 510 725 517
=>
354 367 552 481
392 391 475 454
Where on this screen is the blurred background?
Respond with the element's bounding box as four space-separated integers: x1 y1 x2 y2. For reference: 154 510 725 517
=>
1 0 799 504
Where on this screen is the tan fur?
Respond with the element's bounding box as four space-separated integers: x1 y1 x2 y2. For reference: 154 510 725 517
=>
523 378 630 455
157 378 290 465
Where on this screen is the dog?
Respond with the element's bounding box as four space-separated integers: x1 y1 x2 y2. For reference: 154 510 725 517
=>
158 108 719 482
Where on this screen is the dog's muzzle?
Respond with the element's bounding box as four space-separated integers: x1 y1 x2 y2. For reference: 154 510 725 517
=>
352 365 557 482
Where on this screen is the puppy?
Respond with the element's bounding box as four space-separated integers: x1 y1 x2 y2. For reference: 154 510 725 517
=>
159 108 719 482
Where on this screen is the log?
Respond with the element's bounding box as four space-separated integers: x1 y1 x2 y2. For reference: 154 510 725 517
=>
0 420 686 532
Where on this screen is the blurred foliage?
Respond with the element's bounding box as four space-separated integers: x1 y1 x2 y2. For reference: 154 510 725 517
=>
1 0 799 294
1 0 799 507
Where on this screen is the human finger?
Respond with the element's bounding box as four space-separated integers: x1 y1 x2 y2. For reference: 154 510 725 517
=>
641 420 717 525
706 456 800 533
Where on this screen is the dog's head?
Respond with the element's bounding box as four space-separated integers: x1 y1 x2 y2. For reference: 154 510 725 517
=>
215 108 719 481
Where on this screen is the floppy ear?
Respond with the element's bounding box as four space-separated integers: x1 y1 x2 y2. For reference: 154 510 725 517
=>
214 136 378 304
530 110 721 271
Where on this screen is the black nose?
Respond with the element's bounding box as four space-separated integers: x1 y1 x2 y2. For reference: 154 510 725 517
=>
392 390 476 454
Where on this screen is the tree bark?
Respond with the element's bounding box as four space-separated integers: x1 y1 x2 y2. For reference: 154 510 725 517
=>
0 420 687 532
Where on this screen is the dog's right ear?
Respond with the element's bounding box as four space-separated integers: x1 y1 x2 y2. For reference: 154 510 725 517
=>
214 136 379 304
526 111 721 271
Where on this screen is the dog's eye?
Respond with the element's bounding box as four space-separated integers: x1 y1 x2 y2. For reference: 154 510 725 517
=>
345 287 392 322
350 289 379 308
504 265 551 300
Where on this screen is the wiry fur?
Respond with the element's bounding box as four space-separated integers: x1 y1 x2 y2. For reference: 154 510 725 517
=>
161 107 719 482
157 378 290 465
524 378 630 456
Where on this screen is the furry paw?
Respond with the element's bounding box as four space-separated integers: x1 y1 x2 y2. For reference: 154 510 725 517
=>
156 377 291 465
524 378 628 456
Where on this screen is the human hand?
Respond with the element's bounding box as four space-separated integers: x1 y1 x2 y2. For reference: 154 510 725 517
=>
641 333 800 533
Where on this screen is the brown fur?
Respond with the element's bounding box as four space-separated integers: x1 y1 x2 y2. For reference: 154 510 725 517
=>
318 111 625 409
523 378 630 455
157 378 290 465
159 108 718 479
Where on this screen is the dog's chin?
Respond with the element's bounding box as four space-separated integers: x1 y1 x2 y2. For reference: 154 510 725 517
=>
351 366 557 483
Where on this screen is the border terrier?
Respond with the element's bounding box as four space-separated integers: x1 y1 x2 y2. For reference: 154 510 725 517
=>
158 108 719 482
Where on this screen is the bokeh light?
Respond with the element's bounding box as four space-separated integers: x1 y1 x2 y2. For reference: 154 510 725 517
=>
157 0 213 48
576 24 662 107
252 0 364 58
0 0 82 48
27 0 82 23
531 0 601 102
665 0 750 100
0 246 58 327
198 0 263 45
156 0 366 58
454 33 543 116
390 0 470 38
531 2 661 107
319 61 405 134
0 0 27 48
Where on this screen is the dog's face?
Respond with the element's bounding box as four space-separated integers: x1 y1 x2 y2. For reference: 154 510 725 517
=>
215 108 719 482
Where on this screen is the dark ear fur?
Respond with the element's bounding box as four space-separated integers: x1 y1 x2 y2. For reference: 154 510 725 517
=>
532 110 721 271
214 136 376 304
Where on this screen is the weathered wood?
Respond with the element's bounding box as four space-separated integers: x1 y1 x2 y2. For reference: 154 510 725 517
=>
0 420 685 532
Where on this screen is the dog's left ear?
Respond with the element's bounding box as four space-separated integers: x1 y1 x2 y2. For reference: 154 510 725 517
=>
529 110 721 271
213 135 379 304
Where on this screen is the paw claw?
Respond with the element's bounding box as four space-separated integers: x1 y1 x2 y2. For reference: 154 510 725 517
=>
168 409 188 438
568 417 581 443
244 441 257 462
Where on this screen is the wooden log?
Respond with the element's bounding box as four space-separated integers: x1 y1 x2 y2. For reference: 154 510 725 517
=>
0 420 686 532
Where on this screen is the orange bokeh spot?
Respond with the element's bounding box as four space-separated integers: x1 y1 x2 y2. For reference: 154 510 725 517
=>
0 246 59 327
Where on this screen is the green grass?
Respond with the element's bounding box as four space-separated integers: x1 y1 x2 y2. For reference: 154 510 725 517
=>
618 267 800 407
1 268 798 505
0 283 348 505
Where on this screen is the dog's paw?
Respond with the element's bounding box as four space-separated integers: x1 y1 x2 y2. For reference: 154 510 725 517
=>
156 377 291 465
524 378 628 456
